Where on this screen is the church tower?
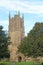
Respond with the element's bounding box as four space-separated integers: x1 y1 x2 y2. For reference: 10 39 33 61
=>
8 12 25 62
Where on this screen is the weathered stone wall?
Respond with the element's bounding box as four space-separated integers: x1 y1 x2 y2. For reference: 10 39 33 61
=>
8 13 24 62
25 57 43 62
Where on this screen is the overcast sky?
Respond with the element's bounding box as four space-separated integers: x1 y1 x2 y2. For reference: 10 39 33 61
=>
0 0 43 35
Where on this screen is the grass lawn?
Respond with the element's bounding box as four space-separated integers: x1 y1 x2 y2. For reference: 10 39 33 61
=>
16 62 41 65
0 61 42 65
0 62 11 65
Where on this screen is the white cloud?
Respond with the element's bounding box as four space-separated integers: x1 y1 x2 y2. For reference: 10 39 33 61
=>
0 0 43 14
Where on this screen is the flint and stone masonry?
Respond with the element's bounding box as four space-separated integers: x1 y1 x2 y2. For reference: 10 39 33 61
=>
8 12 25 62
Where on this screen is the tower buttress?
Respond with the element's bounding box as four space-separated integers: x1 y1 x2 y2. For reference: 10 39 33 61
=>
9 12 11 22
18 11 20 16
22 14 24 20
22 14 24 37
9 12 11 33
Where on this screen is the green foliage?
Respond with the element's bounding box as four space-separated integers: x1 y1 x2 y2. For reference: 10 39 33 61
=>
18 23 43 57
41 62 43 65
0 63 5 65
0 26 10 59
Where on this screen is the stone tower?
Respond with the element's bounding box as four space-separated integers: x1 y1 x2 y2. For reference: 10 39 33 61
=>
8 12 25 62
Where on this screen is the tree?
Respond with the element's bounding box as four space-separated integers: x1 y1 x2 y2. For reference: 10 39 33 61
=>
0 26 10 59
18 23 43 57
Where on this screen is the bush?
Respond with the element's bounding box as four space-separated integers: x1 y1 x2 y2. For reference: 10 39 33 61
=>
0 63 6 65
41 62 43 65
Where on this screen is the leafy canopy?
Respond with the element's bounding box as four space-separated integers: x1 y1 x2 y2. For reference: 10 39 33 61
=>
18 23 43 57
0 26 10 59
